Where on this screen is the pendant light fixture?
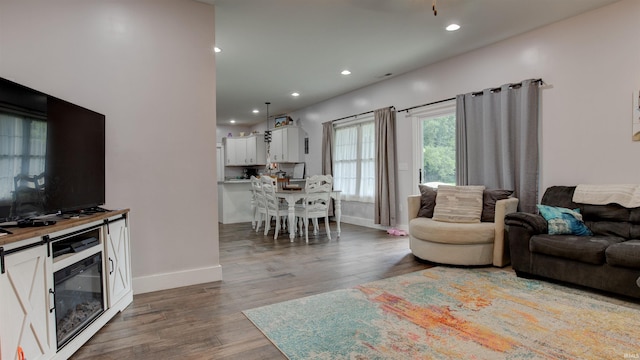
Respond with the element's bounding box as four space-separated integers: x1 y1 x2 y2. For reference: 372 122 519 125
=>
264 102 274 172
264 101 271 143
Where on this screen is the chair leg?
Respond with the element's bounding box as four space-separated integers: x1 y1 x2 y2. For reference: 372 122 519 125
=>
324 216 331 240
251 207 256 229
304 218 310 243
264 215 271 236
312 218 319 235
274 216 280 240
255 213 262 233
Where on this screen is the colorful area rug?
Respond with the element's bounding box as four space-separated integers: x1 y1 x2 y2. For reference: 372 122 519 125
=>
243 267 640 359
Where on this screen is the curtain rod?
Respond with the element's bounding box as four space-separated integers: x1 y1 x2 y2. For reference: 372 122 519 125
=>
397 97 455 113
470 78 544 97
396 78 544 113
330 106 395 123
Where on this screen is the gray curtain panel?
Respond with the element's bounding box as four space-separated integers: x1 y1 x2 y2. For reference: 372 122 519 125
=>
456 79 539 213
321 121 334 178
374 107 398 226
321 121 335 216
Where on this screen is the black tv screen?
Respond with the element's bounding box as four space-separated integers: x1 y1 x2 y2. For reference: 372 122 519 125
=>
0 77 105 222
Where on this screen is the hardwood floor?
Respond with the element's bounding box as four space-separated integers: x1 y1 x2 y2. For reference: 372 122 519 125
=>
71 222 432 359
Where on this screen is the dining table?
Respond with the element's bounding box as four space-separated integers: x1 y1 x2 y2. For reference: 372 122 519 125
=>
275 189 342 241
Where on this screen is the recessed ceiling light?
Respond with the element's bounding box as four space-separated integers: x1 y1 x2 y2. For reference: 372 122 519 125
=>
230 119 235 124
446 24 460 31
252 109 259 114
291 92 300 97
214 46 222 53
341 70 351 75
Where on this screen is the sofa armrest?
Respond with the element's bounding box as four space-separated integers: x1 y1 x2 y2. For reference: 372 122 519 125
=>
493 197 519 267
408 195 421 223
504 212 548 234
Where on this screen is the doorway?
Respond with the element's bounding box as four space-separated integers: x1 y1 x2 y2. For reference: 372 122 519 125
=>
410 99 457 192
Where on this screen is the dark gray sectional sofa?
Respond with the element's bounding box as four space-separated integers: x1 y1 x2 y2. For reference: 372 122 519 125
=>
505 186 640 299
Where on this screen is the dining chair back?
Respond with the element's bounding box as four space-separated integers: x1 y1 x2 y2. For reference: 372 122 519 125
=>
260 175 288 239
250 176 267 232
296 175 333 243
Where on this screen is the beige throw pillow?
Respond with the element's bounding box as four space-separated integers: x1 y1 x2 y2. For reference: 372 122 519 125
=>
433 185 485 223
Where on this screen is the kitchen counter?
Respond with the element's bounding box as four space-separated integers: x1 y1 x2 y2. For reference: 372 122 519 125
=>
217 178 305 224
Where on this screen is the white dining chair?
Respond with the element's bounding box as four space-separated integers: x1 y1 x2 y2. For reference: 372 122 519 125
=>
260 176 289 239
250 176 267 233
295 174 333 243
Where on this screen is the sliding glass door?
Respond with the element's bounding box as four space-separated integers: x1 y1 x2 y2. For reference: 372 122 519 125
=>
410 100 456 192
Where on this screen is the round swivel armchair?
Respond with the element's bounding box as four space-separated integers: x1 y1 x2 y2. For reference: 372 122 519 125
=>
407 185 518 267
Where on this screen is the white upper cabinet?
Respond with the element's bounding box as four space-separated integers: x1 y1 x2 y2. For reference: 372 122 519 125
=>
225 134 266 166
269 127 305 163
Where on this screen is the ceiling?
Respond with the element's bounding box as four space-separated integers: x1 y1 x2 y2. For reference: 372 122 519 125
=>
206 0 619 126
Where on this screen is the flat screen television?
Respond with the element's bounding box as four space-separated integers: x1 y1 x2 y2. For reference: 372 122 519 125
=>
0 77 105 223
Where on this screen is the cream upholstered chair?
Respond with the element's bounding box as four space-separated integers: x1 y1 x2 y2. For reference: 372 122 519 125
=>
295 174 332 243
407 185 518 267
250 176 267 232
260 176 289 239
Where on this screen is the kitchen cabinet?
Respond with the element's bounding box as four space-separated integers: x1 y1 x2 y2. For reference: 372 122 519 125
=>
225 134 266 165
270 126 305 163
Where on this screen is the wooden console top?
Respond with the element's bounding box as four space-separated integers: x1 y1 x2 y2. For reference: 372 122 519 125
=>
0 209 130 246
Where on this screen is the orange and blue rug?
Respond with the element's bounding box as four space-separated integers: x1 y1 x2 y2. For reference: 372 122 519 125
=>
243 267 640 359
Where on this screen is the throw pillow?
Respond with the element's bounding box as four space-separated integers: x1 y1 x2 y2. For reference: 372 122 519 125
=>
433 185 485 223
481 189 514 222
537 204 593 236
417 185 437 218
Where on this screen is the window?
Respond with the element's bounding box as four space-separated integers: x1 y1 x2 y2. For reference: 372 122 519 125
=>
333 117 374 202
411 100 456 189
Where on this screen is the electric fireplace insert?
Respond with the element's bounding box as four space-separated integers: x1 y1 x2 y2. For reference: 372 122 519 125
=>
51 229 105 349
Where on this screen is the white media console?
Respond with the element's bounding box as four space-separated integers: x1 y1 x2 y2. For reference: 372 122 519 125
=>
0 210 132 360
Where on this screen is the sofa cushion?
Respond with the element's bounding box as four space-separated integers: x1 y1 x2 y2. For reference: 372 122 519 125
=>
606 240 640 269
541 186 578 209
586 221 630 239
481 189 513 222
417 185 437 218
433 185 485 223
537 205 593 236
409 217 495 245
530 235 625 264
581 203 630 222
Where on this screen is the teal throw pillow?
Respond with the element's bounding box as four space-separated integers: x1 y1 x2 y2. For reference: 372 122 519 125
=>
537 205 593 236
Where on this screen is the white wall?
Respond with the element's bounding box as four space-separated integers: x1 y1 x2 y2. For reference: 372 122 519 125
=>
289 0 640 228
217 124 252 143
0 0 221 293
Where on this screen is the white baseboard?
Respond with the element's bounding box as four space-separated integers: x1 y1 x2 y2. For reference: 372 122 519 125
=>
133 264 223 294
338 215 409 232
